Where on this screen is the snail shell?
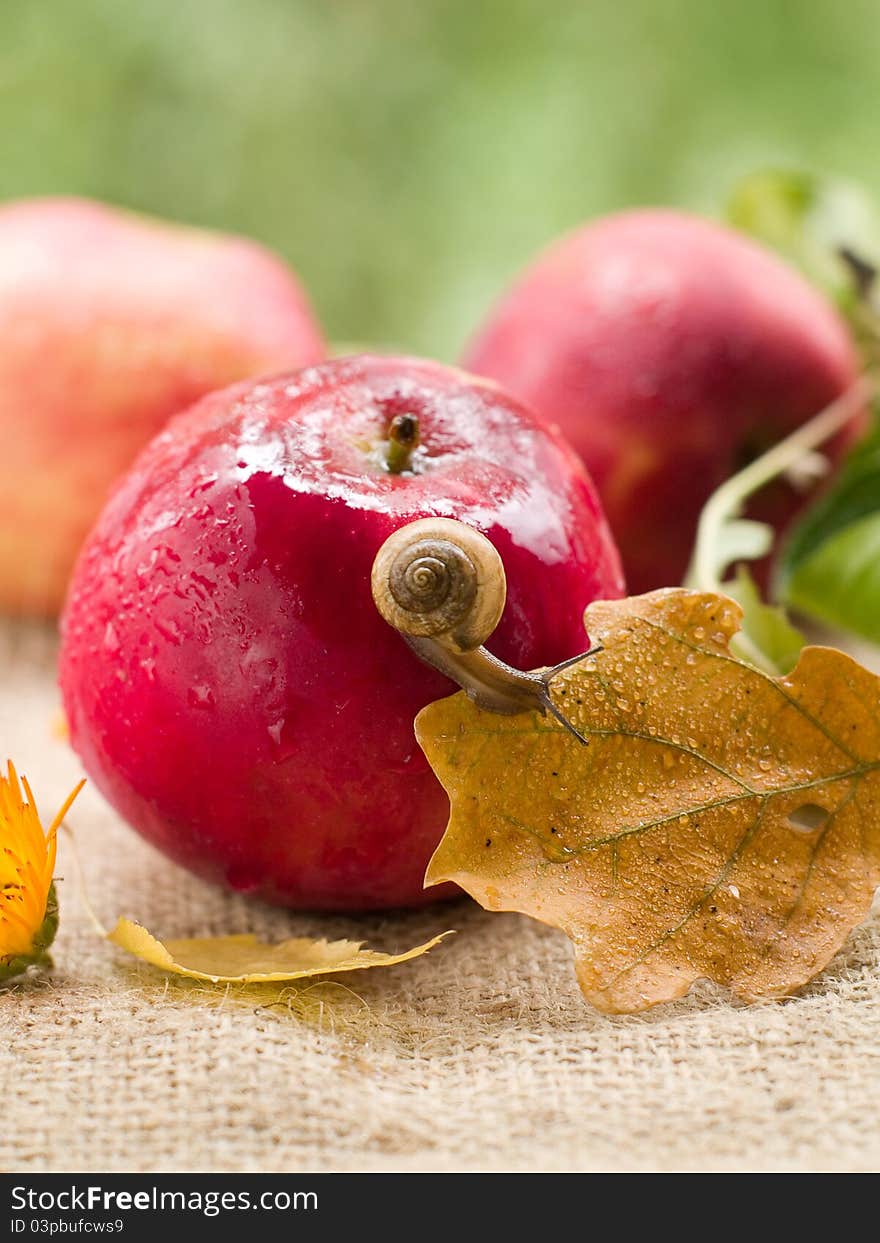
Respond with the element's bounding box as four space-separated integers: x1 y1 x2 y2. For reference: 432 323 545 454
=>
371 518 506 652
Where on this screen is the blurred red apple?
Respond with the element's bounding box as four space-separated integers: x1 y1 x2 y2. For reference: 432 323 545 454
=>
0 197 324 614
463 210 861 593
60 355 624 910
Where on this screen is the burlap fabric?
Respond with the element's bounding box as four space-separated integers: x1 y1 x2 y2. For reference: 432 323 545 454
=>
1 621 879 1174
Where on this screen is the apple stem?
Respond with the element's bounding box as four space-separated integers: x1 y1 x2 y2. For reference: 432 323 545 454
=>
385 413 420 474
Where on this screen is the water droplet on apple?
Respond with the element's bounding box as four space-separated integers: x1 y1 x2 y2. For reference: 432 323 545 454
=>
187 684 215 709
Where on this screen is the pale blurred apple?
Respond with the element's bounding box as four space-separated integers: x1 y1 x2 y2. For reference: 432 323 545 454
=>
0 197 324 614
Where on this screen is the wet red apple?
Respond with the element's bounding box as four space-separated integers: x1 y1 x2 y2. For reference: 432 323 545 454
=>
464 210 860 593
59 356 624 910
0 197 324 615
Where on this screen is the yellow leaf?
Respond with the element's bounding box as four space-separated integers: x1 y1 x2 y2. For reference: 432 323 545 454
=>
107 917 451 983
418 588 880 1013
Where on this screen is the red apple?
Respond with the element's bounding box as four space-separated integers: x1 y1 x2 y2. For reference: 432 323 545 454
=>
463 210 861 593
59 356 624 910
0 197 324 615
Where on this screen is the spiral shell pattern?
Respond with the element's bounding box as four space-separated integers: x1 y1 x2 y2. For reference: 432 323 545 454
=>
371 518 506 651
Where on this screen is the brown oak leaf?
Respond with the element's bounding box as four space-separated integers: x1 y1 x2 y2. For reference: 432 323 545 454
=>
417 589 880 1013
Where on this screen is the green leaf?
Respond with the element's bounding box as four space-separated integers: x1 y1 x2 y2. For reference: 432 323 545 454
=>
779 412 880 643
782 411 880 568
784 511 880 643
723 568 804 675
727 169 880 314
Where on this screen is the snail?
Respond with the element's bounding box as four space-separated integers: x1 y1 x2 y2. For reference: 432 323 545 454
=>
371 517 594 736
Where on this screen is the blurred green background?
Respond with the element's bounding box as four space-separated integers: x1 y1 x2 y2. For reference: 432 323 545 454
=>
3 0 880 358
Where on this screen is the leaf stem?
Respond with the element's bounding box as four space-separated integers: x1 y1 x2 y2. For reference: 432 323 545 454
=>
687 375 873 674
690 376 873 598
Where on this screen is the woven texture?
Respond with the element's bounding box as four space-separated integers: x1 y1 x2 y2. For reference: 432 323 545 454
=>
1 621 879 1174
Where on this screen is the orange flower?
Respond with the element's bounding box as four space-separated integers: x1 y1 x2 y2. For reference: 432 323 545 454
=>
0 762 84 978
